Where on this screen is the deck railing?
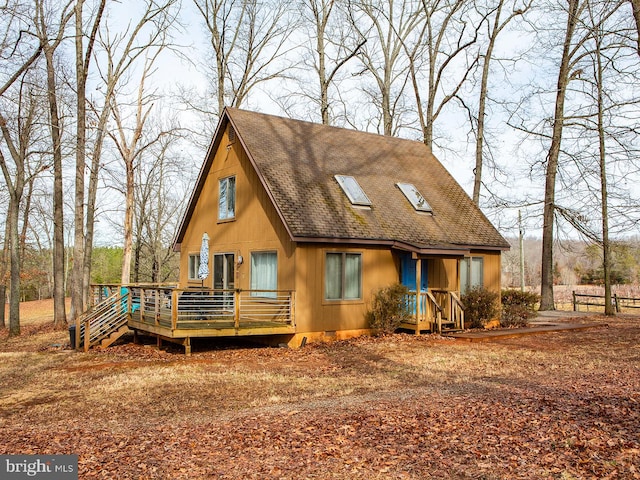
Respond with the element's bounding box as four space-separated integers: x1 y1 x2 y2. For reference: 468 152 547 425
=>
404 290 443 332
90 285 295 331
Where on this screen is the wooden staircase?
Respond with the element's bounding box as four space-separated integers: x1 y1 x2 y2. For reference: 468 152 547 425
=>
78 289 131 349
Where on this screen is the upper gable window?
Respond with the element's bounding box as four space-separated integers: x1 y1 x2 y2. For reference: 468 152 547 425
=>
218 176 236 220
335 175 371 206
397 182 432 213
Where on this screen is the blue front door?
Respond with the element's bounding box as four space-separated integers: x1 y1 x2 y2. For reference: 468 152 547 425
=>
400 253 428 291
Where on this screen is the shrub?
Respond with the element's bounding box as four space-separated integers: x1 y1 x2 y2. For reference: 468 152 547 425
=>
461 287 499 329
366 283 411 335
501 289 540 327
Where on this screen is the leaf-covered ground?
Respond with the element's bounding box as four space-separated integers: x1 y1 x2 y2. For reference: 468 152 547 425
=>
0 310 638 479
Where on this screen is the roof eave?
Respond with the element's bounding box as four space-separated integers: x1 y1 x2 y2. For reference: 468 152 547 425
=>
291 236 508 255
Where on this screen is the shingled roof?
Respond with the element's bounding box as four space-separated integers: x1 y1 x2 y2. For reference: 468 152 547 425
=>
175 108 509 254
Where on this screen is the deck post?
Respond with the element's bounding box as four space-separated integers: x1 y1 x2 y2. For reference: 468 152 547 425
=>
290 291 296 326
416 258 422 335
234 289 241 330
83 316 90 352
139 287 145 324
171 290 178 330
154 289 160 325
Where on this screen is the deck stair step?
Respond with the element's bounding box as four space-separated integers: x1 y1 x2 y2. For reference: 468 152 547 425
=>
78 290 130 349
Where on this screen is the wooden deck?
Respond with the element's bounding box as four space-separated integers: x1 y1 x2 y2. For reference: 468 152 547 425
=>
89 285 296 354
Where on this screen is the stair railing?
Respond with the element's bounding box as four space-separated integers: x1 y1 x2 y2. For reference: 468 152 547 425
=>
78 289 130 351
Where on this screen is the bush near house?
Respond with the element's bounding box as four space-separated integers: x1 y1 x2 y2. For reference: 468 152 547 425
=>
366 283 411 335
461 287 500 329
501 289 540 327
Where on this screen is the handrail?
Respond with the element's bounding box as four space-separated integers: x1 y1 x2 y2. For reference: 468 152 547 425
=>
449 291 465 330
78 289 129 350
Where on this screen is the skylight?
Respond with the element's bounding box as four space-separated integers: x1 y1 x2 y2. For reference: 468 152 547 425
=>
335 175 371 206
397 182 432 212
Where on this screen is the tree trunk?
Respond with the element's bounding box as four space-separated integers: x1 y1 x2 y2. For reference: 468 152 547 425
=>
7 195 21 336
120 160 135 285
473 1 504 205
0 285 5 329
539 0 580 311
0 220 8 329
70 0 87 322
593 18 613 315
44 44 68 328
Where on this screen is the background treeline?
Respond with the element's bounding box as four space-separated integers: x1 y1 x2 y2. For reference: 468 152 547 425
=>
502 237 640 288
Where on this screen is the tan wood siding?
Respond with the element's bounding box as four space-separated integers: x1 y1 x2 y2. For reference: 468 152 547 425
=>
428 258 458 291
179 127 295 290
294 244 398 334
475 249 502 294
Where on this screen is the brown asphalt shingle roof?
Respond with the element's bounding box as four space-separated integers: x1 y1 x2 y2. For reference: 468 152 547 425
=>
176 108 509 253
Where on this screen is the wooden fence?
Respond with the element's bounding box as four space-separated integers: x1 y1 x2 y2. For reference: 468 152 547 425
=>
572 291 640 312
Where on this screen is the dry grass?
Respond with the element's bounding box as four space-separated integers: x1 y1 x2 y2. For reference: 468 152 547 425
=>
0 300 639 479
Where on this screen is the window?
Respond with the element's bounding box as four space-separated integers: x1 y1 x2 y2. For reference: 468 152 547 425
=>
218 176 236 220
325 252 362 300
188 254 201 280
335 175 371 206
460 257 484 295
396 182 432 213
251 251 277 298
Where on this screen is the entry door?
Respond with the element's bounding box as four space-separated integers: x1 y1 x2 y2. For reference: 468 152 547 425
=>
400 252 428 292
213 253 235 307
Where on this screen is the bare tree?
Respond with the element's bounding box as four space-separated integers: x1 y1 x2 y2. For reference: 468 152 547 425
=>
132 129 184 283
106 43 178 284
351 0 424 136
36 0 75 327
83 0 177 306
297 0 365 124
0 0 45 330
538 0 582 310
69 0 106 323
410 0 482 148
192 0 295 118
472 0 530 205
0 105 27 335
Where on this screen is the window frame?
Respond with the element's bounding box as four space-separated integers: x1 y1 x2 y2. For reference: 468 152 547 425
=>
218 175 236 221
250 251 278 298
324 251 363 301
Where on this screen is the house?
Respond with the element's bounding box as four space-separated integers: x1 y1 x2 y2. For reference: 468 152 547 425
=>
147 107 508 350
